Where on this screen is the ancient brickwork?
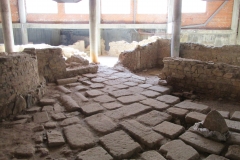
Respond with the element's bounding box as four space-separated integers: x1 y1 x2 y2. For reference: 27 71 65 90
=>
180 44 240 66
161 57 240 100
0 52 41 118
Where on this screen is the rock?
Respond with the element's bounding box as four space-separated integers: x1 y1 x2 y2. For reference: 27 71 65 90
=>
99 130 141 159
57 77 78 85
15 115 32 120
60 117 80 127
42 105 54 112
140 99 170 111
137 110 172 126
85 113 118 134
93 95 115 103
39 98 56 105
63 124 96 149
53 103 65 113
85 90 104 97
105 103 151 120
153 121 185 139
32 125 44 132
81 103 104 116
203 110 229 133
225 145 240 160
13 95 27 115
76 147 113 160
66 55 89 65
174 101 210 114
120 120 165 148
14 144 35 158
59 95 80 112
179 132 225 154
38 148 49 157
140 150 166 160
159 140 199 160
185 112 206 124
33 112 49 123
231 111 240 121
102 102 122 110
205 154 229 160
157 95 180 105
47 130 65 147
167 107 189 119
140 90 161 98
12 119 28 125
44 122 57 129
57 86 71 94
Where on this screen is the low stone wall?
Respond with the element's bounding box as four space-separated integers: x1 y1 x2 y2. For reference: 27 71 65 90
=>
180 43 240 66
0 52 42 118
161 57 240 100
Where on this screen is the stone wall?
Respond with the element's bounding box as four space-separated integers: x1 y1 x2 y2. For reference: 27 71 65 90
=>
180 43 240 66
0 52 42 118
161 57 240 100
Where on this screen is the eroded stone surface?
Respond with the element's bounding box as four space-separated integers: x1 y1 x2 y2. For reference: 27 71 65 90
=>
60 117 80 127
153 121 185 139
160 140 199 160
120 120 165 148
179 132 225 154
99 130 141 159
47 130 65 147
140 99 170 111
81 103 104 115
64 124 96 149
42 105 53 112
93 95 115 103
33 112 49 123
76 147 113 160
137 110 172 126
141 150 166 160
157 95 180 104
52 113 66 121
118 95 146 104
174 101 210 114
85 113 118 134
185 112 206 124
225 145 240 160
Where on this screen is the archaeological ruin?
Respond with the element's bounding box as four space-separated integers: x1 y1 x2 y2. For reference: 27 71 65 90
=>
0 0 240 160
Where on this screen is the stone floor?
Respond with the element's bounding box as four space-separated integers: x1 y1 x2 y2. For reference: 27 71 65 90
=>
1 65 240 160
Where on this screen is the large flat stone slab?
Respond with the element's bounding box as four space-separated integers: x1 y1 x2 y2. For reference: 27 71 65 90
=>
93 95 115 103
167 107 189 119
148 85 171 94
81 103 104 115
57 77 78 85
225 119 240 133
85 113 118 134
99 130 141 159
64 124 97 149
47 130 65 147
74 85 88 91
231 111 240 121
218 111 230 119
60 117 80 127
185 112 206 124
85 90 104 97
59 95 80 112
227 132 240 145
140 90 161 98
75 92 89 102
120 120 165 148
109 89 133 98
102 102 122 110
105 103 151 120
127 86 144 94
137 110 172 126
205 154 229 160
153 121 185 139
157 95 180 105
33 112 49 123
39 98 56 105
174 101 210 114
57 86 71 94
118 95 147 104
159 140 199 160
76 147 113 160
140 150 166 160
225 145 240 160
140 99 170 111
14 144 35 158
90 83 105 89
179 131 225 154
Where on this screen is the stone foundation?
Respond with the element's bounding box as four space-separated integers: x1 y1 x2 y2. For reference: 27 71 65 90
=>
0 52 42 118
161 57 240 100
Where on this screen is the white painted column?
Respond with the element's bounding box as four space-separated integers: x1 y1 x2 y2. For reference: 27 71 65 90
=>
171 0 182 57
0 0 15 53
18 0 28 44
167 0 173 34
232 0 240 44
89 0 100 63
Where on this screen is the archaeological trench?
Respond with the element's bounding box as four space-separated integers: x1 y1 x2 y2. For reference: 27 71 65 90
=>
1 37 240 160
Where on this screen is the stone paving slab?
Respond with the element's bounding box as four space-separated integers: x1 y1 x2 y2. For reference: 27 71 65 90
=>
12 119 28 125
120 120 165 148
91 77 107 83
185 112 206 124
60 95 80 112
140 99 170 111
53 103 65 113
76 146 113 160
166 107 189 119
225 119 240 133
153 121 185 139
15 115 32 120
105 103 151 120
60 117 80 127
39 98 56 105
127 86 144 94
159 140 199 160
33 112 49 123
14 144 35 158
179 131 225 154
83 73 97 78
174 101 211 114
117 95 147 104
113 72 132 78
81 103 104 115
85 90 104 97
64 124 97 149
93 95 115 103
137 110 172 126
47 130 65 147
42 105 54 112
217 111 230 119
157 95 180 105
138 84 152 88
101 86 118 93
57 86 71 94
231 111 240 121
90 83 105 89
85 113 118 134
81 80 93 85
148 86 171 94
124 82 138 87
74 85 88 91
205 154 229 160
57 77 78 85
109 89 133 98
44 122 57 129
26 106 41 113
140 90 161 98
225 145 240 160
112 84 129 89
102 102 122 110
99 130 141 159
227 132 240 145
140 150 166 160
75 92 89 102
65 82 81 87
